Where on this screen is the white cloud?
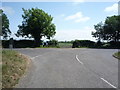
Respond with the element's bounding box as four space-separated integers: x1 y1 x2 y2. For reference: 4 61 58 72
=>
72 0 85 5
54 27 96 41
1 6 15 15
65 12 90 23
104 3 118 13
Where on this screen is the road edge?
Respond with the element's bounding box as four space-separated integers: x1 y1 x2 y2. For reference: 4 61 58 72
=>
14 53 32 88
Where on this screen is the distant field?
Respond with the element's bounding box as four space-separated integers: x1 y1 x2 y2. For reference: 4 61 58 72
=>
58 43 72 48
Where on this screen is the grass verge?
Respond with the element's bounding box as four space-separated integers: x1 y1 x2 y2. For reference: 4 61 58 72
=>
113 51 120 60
2 50 29 88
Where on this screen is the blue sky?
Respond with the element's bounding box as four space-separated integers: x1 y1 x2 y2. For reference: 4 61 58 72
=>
1 2 118 41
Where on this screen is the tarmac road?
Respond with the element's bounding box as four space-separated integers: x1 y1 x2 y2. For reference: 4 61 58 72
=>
15 48 118 88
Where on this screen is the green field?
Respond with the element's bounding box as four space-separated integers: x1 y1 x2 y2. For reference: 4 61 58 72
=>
2 50 28 88
58 43 72 48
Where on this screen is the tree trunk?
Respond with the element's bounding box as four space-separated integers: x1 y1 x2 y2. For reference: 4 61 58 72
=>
34 36 42 47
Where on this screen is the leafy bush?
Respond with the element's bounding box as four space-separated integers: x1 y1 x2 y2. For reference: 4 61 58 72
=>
2 40 35 48
109 41 120 49
47 39 58 47
101 41 120 49
72 40 80 48
72 40 95 48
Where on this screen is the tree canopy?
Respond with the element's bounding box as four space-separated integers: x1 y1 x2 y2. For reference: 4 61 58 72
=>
0 9 11 39
16 8 56 47
92 15 120 42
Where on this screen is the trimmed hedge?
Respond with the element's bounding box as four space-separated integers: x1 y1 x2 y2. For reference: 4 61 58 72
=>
72 40 95 48
2 39 59 48
72 40 120 49
2 39 120 49
2 40 35 48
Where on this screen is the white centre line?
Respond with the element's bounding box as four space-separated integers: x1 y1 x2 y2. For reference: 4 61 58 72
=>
75 55 84 65
101 78 117 88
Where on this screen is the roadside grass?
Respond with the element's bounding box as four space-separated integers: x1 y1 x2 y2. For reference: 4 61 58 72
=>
2 50 28 88
0 50 2 89
58 43 72 48
113 51 120 60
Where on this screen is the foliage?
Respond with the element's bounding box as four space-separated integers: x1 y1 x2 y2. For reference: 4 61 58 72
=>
2 40 120 49
72 40 80 48
92 15 120 42
95 40 102 48
108 41 120 49
16 8 56 47
2 40 35 48
104 15 120 42
0 9 11 39
92 22 104 41
72 40 95 48
47 39 58 47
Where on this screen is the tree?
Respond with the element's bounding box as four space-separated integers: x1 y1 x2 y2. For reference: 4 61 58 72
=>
48 39 58 47
92 15 120 42
0 9 11 39
92 22 104 42
104 15 120 42
16 8 56 47
72 40 80 48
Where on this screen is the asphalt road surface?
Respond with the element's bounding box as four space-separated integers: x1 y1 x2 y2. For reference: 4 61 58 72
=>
15 48 118 88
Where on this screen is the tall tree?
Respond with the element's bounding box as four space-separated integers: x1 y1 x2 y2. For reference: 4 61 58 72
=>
92 15 120 42
0 9 11 39
16 8 56 47
104 15 120 42
92 22 104 42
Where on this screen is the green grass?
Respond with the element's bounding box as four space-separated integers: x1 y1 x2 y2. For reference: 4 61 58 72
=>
113 51 120 60
0 64 1 89
2 50 28 88
58 43 72 48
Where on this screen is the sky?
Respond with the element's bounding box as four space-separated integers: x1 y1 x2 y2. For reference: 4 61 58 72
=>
1 1 118 41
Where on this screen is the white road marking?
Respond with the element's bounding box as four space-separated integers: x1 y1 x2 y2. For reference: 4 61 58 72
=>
101 78 117 88
75 55 84 65
31 55 41 59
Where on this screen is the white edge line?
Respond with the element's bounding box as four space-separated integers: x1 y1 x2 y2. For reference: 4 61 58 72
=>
101 78 117 88
75 55 84 65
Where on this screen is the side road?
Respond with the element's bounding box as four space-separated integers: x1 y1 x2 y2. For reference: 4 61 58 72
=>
15 48 118 88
